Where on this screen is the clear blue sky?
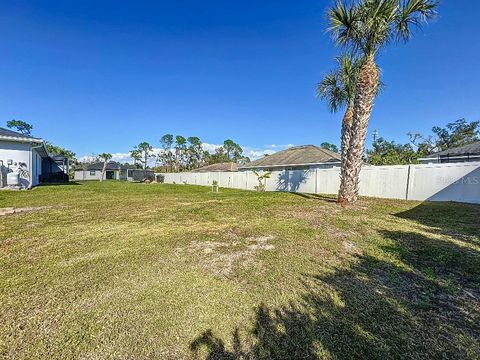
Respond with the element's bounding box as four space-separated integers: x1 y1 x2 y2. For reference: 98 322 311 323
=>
0 0 478 160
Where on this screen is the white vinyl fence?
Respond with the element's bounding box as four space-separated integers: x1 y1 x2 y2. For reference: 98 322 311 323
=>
157 162 480 204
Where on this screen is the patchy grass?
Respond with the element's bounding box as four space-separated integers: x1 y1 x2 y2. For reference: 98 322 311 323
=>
0 181 479 359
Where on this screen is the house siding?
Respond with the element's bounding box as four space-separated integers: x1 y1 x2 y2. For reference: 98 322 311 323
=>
0 140 37 188
74 169 119 181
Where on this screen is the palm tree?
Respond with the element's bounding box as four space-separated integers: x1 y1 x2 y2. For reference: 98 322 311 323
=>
130 148 142 168
317 54 361 202
99 153 112 182
137 142 153 170
328 0 437 204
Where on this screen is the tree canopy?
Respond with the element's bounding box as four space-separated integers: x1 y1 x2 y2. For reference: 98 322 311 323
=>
45 142 76 161
6 120 33 135
369 118 479 165
320 142 339 153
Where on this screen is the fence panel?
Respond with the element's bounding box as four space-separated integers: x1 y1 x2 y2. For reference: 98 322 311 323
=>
407 162 480 203
231 172 247 189
156 162 480 204
359 165 409 200
316 168 340 195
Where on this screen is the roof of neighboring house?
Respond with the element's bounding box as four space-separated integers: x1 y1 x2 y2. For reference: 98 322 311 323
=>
239 145 341 169
0 127 43 143
78 162 137 171
191 162 239 172
49 154 69 161
422 141 480 158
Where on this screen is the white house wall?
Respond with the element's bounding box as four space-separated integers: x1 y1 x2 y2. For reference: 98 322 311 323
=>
0 140 36 188
74 170 110 181
157 162 480 204
31 148 43 187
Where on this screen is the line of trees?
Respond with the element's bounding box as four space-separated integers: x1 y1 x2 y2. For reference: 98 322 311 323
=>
128 135 250 172
319 0 438 205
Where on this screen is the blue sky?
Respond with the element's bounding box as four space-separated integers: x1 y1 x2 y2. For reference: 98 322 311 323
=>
0 0 478 161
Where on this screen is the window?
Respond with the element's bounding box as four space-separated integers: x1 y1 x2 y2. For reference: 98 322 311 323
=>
127 170 133 177
90 170 96 176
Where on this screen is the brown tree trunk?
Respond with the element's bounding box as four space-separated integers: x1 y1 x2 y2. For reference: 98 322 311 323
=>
337 103 354 203
338 55 379 205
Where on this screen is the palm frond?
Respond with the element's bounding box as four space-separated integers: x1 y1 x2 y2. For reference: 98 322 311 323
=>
328 0 362 50
316 71 347 113
396 0 437 41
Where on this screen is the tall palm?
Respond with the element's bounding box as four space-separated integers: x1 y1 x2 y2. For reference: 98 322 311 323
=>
328 0 437 204
317 54 361 202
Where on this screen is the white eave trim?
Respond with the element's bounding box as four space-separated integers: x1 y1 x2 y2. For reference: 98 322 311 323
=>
0 135 44 143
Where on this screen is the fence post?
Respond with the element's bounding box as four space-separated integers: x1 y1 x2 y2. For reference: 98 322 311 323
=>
405 165 412 200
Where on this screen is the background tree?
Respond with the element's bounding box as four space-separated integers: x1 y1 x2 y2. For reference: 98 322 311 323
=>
223 139 244 162
99 153 112 182
409 118 479 154
186 136 203 170
130 148 142 168
6 120 33 135
159 134 175 172
204 140 249 165
328 0 437 204
320 142 339 153
367 137 418 165
137 142 154 169
175 136 187 171
207 147 229 164
45 142 76 161
160 134 174 150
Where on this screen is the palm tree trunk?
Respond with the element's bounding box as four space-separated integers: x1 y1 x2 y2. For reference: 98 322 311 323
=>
101 160 107 182
337 103 354 203
338 55 379 205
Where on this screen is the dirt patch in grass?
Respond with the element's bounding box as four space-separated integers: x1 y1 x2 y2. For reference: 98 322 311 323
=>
0 206 57 216
177 235 275 278
176 199 225 207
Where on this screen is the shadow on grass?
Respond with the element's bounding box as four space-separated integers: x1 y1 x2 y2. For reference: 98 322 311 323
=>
191 204 480 359
39 181 83 186
396 201 480 247
290 192 337 203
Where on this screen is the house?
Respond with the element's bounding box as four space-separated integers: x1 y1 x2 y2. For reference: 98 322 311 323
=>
0 127 68 188
74 162 133 181
191 162 239 172
74 162 154 182
238 145 341 172
419 141 480 163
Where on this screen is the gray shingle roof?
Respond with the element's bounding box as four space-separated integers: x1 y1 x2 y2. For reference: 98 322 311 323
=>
0 127 42 141
240 145 341 169
82 162 136 171
191 162 239 172
428 141 480 157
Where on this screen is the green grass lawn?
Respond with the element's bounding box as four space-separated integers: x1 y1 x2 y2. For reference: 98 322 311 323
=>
0 181 479 359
